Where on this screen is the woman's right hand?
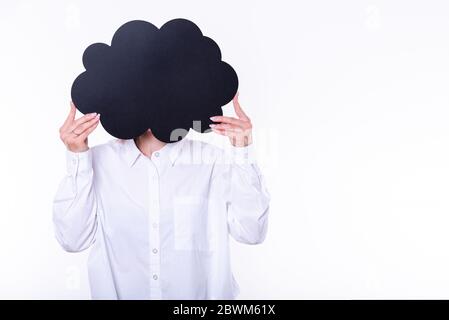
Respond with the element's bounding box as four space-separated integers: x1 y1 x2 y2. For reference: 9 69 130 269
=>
59 102 100 153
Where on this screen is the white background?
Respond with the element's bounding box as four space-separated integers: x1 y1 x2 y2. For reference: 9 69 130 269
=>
0 0 449 299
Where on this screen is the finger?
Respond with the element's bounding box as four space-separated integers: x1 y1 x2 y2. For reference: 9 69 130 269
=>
233 93 249 121
210 116 247 128
68 112 98 133
211 128 241 139
209 123 243 132
77 120 99 141
60 102 77 132
72 114 100 135
61 119 99 141
61 117 98 141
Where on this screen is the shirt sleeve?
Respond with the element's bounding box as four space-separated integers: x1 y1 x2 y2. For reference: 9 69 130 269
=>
215 144 270 245
52 149 98 252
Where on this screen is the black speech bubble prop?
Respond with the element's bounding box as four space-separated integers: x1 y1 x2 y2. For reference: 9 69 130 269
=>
71 18 238 142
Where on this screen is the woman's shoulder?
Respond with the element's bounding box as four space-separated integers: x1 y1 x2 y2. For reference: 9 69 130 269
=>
90 138 125 158
179 138 226 164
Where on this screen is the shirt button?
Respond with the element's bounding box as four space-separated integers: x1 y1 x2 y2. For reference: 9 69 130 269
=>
152 248 158 254
154 152 160 157
153 274 158 280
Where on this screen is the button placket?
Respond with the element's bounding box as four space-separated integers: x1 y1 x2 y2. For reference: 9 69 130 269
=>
148 160 161 299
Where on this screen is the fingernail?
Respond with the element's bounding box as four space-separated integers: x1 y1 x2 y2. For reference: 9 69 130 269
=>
209 124 216 128
90 112 97 116
97 113 101 118
210 116 217 121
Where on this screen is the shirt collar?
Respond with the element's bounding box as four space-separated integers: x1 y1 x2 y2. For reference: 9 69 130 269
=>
122 137 186 167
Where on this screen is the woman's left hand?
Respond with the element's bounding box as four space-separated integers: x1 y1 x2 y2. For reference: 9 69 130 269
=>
210 93 253 147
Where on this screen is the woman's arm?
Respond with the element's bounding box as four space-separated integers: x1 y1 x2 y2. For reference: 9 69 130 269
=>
210 93 270 244
53 149 98 252
53 102 100 252
226 146 270 244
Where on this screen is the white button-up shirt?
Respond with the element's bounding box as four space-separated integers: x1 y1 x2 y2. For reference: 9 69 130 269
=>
52 138 270 299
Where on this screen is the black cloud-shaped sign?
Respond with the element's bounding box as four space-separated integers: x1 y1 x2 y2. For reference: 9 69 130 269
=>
71 18 239 143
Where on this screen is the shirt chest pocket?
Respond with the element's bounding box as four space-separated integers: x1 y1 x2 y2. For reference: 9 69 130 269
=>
173 196 210 251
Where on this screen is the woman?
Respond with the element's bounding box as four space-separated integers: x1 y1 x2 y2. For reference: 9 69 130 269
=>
53 94 270 299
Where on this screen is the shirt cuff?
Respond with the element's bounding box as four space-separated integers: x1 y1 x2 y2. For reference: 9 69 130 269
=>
66 149 93 176
226 144 257 165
